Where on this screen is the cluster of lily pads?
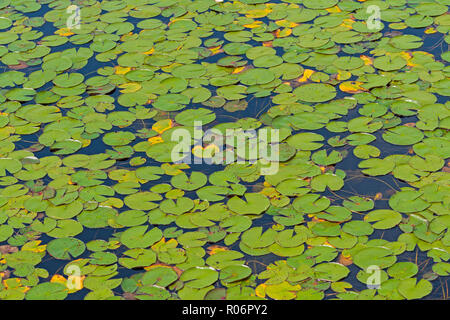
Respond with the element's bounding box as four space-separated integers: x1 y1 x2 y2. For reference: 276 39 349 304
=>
0 0 448 300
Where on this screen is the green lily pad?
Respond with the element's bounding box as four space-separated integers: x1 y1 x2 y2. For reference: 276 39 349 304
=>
364 210 402 229
293 84 336 103
26 282 68 300
383 126 424 145
47 237 86 260
180 267 219 289
227 193 270 215
171 172 207 191
120 226 163 249
353 247 397 270
398 279 433 300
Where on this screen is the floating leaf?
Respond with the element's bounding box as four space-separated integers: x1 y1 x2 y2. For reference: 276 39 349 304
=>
383 126 424 145
364 210 402 229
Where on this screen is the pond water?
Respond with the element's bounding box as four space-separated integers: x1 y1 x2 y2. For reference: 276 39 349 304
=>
0 0 448 300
